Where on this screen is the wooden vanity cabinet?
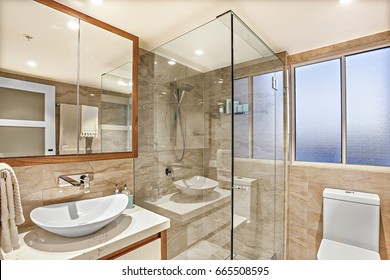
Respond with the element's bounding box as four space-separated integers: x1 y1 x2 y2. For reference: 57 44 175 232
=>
99 230 167 260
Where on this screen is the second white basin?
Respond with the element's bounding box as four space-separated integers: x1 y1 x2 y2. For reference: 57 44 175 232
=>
30 194 128 238
173 176 219 196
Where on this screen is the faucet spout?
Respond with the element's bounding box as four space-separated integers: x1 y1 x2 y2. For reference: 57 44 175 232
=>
58 173 93 193
58 175 81 186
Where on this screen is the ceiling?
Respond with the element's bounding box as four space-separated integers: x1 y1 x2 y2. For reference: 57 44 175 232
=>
0 0 134 91
55 0 390 55
1 0 389 88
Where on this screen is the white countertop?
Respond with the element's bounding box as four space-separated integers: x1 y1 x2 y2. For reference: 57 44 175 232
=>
2 205 170 260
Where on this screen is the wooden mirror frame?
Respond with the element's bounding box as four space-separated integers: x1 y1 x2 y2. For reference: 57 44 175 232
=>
2 0 138 167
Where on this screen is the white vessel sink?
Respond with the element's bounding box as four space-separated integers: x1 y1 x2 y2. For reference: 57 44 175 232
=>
173 176 219 196
30 194 128 238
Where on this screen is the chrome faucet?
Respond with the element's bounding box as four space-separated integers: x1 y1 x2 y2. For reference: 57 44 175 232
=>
58 175 81 186
80 174 91 193
58 173 93 193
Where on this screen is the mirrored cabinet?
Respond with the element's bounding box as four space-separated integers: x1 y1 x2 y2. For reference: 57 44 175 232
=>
0 0 138 165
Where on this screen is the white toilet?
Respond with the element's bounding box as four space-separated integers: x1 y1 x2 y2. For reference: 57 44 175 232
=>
317 188 381 260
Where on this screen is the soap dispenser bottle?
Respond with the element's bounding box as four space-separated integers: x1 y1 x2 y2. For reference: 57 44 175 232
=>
113 184 120 195
121 184 134 209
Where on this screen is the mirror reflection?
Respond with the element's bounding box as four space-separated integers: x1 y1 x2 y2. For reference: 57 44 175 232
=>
0 0 134 158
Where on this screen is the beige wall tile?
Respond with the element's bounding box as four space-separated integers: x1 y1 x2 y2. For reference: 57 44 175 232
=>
13 158 134 231
287 165 390 259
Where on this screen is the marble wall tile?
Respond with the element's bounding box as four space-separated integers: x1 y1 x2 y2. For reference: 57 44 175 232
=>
167 222 189 259
136 48 285 260
101 130 129 153
13 158 134 231
287 165 390 260
136 50 213 259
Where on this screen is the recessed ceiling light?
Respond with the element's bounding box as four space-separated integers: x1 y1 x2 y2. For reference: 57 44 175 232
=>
90 0 103 5
67 20 79 30
168 60 176 65
339 0 353 5
195 49 204 56
27 60 37 67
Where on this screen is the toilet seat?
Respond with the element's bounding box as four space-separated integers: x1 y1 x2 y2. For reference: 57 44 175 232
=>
317 239 381 260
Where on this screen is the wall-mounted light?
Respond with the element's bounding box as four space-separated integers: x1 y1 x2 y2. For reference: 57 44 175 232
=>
168 60 176 65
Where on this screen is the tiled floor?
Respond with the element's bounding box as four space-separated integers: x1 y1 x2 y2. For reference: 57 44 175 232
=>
172 240 258 260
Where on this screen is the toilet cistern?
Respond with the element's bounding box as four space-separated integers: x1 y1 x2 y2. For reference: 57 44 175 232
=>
317 188 381 260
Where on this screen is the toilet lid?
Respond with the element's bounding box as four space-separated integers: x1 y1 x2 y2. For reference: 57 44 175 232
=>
317 239 381 260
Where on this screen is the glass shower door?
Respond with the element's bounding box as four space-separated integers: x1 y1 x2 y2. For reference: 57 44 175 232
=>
230 13 285 260
135 10 284 260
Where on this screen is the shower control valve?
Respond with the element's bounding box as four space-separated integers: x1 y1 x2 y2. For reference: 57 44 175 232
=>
165 167 173 177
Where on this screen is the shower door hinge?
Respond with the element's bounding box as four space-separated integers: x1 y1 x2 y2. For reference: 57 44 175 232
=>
272 76 278 91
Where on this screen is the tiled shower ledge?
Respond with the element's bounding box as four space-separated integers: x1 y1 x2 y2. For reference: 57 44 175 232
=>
2 205 170 260
143 187 231 222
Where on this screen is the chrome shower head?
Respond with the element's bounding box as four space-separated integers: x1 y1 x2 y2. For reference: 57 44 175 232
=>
179 83 194 94
178 82 194 104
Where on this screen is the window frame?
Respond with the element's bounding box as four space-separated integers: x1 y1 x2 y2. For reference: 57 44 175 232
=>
291 45 390 169
234 70 283 161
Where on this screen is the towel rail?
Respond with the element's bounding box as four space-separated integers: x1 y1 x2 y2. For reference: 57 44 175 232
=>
0 171 7 179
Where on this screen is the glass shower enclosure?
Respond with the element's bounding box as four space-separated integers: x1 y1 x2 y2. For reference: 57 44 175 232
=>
135 11 285 260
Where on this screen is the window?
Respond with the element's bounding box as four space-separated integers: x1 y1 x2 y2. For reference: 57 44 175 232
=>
295 59 342 163
346 47 390 166
253 71 283 160
234 77 250 158
233 71 283 160
294 46 390 166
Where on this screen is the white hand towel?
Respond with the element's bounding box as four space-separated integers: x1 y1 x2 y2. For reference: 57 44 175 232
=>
5 171 21 250
80 105 99 138
1 176 12 253
0 163 24 225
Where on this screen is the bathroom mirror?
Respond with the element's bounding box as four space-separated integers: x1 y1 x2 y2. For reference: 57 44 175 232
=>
0 0 138 165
